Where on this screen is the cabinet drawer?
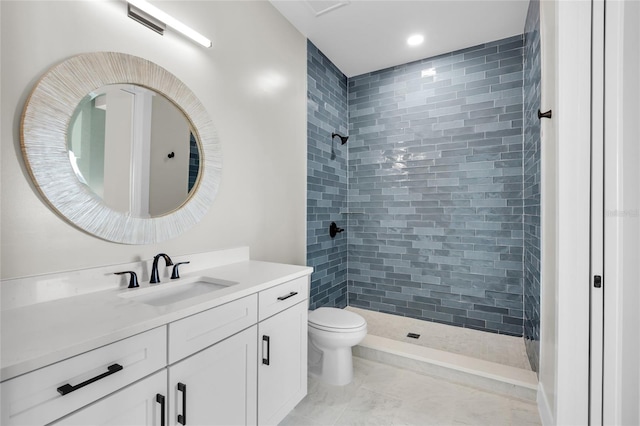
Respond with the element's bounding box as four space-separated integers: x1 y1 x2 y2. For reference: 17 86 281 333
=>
1 327 166 426
258 276 309 321
168 294 257 364
51 370 167 426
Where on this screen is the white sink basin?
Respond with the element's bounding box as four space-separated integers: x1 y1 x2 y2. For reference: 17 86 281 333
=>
119 276 237 306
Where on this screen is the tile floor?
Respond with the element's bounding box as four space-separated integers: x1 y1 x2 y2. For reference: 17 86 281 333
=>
347 307 531 370
281 357 542 426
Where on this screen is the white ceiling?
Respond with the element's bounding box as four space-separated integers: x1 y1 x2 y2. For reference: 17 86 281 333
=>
269 0 530 77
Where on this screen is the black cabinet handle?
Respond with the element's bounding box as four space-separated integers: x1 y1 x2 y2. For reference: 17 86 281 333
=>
57 363 123 396
156 394 165 426
177 382 187 425
277 291 298 301
262 335 270 365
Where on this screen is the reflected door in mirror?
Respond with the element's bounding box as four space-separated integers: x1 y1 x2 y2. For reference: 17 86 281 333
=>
68 84 200 218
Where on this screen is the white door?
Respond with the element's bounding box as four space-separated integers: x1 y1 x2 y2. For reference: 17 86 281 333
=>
168 326 257 426
258 301 307 426
603 0 640 424
53 370 167 426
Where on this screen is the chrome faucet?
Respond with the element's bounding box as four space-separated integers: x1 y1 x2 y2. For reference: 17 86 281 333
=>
150 253 174 284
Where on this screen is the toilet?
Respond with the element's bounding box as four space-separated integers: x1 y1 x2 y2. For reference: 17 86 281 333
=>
308 307 367 386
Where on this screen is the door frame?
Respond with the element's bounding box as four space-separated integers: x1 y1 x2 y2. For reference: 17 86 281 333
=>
590 0 605 424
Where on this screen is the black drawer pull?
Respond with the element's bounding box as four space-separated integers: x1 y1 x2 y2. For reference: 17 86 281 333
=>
262 335 270 365
277 291 298 301
156 394 166 426
57 363 123 396
177 382 187 425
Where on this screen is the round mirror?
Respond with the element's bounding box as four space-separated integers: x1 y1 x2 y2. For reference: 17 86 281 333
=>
67 84 201 218
21 52 221 244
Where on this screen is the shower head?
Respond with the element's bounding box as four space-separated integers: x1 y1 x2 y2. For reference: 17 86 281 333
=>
332 132 349 145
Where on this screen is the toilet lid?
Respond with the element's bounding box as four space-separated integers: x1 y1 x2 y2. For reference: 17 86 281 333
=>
308 307 366 330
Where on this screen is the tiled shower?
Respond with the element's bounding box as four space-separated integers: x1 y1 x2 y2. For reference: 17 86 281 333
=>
307 2 541 372
347 35 525 337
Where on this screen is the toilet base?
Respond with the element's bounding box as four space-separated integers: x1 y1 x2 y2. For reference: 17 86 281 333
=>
308 340 355 386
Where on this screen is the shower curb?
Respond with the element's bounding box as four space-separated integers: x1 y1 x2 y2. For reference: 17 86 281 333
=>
353 334 538 402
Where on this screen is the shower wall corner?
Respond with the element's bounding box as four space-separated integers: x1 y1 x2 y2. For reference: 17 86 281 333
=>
306 40 349 310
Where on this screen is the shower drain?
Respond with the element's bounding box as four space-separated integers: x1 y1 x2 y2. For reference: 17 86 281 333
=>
407 332 421 339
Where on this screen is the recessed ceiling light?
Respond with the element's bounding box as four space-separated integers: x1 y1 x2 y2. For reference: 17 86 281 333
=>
407 34 424 46
421 68 436 77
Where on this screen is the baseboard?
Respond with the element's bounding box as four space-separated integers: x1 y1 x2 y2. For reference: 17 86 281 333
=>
537 381 554 426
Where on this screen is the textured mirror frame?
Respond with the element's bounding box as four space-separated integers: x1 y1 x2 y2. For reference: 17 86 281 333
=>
21 52 222 244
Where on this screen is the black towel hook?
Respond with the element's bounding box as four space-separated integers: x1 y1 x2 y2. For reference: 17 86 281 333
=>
538 109 552 119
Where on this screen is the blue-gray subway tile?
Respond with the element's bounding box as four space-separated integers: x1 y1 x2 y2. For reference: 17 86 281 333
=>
486 63 523 78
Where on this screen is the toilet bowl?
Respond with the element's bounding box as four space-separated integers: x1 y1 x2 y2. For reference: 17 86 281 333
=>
308 307 367 386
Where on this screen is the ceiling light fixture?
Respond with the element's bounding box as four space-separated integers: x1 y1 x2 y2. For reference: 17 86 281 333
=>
407 34 424 47
127 0 212 48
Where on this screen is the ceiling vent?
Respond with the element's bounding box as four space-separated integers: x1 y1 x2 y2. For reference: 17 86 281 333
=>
305 0 350 17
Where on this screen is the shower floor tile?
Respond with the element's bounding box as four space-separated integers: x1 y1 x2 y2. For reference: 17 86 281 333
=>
281 357 541 426
346 306 532 371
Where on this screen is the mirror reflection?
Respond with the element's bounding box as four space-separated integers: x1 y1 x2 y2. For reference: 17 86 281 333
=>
67 84 200 218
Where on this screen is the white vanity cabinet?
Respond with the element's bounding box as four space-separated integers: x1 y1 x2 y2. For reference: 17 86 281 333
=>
257 278 308 426
1 261 312 426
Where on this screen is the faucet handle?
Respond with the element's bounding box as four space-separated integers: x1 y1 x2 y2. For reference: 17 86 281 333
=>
171 262 191 280
329 222 344 238
115 271 139 288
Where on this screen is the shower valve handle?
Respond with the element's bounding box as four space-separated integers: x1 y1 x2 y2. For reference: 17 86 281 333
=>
330 222 344 238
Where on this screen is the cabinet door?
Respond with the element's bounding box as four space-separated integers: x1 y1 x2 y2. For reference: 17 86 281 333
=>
53 370 167 426
258 301 307 426
169 326 257 426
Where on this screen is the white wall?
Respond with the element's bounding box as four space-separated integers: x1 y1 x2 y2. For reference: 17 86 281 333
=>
0 1 307 279
538 0 592 424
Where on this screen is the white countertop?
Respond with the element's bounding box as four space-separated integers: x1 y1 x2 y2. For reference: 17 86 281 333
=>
1 260 312 382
